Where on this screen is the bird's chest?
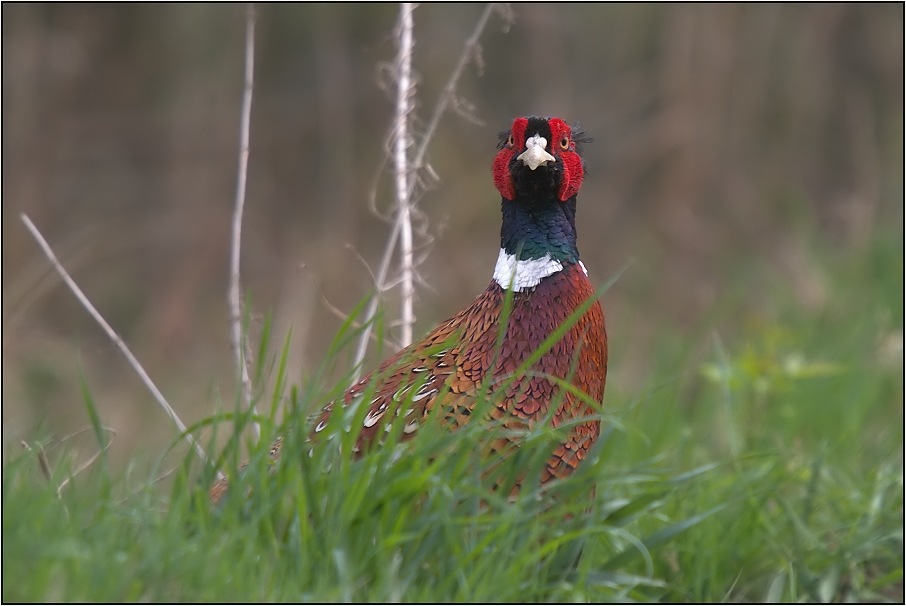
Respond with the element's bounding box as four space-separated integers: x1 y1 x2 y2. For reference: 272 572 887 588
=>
454 266 606 419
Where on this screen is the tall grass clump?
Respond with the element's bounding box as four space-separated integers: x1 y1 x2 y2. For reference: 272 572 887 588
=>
4 231 902 601
5 288 716 602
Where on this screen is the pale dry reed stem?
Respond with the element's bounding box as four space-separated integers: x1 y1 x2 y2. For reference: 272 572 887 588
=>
394 2 416 348
229 3 258 441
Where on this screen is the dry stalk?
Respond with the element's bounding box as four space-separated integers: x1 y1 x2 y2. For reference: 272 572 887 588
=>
55 427 117 493
117 463 182 505
350 3 506 383
299 264 399 351
19 214 220 479
407 3 505 194
20 440 68 516
393 2 416 348
21 440 53 484
228 3 258 441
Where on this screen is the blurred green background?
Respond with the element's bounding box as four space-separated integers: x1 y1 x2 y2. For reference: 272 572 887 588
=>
2 3 902 465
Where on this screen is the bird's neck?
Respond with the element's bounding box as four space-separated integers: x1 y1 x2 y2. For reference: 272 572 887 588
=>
493 195 581 292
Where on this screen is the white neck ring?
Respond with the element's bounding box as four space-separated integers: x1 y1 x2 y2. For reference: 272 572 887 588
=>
492 248 565 291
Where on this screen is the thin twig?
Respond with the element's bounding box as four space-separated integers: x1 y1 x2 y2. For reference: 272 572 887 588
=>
407 3 500 198
19 214 220 479
299 264 400 351
350 217 402 382
117 463 182 505
394 2 416 347
350 3 505 383
319 293 397 349
229 3 258 441
56 427 117 493
344 243 379 285
21 440 53 483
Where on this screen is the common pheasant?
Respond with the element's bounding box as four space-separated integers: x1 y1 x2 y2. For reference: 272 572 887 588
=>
210 116 607 504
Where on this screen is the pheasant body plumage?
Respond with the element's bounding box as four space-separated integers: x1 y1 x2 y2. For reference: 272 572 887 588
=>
211 116 606 502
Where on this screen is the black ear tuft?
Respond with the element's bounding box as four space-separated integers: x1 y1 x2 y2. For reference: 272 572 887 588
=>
497 129 511 150
571 123 593 154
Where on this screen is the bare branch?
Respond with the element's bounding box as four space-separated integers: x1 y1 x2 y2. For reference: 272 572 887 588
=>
229 3 258 441
350 214 402 382
394 2 417 347
350 3 505 383
19 214 220 479
299 264 399 351
407 2 501 195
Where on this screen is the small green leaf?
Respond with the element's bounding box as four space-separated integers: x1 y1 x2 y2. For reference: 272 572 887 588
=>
78 366 106 450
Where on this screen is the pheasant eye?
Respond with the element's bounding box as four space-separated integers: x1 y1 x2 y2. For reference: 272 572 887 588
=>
560 136 570 149
507 134 514 146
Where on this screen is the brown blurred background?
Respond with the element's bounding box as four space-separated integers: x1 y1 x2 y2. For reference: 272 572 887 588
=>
3 4 902 465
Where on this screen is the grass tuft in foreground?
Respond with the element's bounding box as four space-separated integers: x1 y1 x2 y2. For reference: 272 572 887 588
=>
3 234 902 601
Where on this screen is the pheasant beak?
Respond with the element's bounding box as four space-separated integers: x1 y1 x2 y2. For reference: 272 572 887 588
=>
516 134 555 170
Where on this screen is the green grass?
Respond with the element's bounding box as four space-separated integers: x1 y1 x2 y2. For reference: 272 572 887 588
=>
4 235 902 602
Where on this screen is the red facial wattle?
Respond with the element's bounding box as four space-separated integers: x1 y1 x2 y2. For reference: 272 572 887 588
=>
492 146 516 201
548 118 584 201
492 117 527 200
